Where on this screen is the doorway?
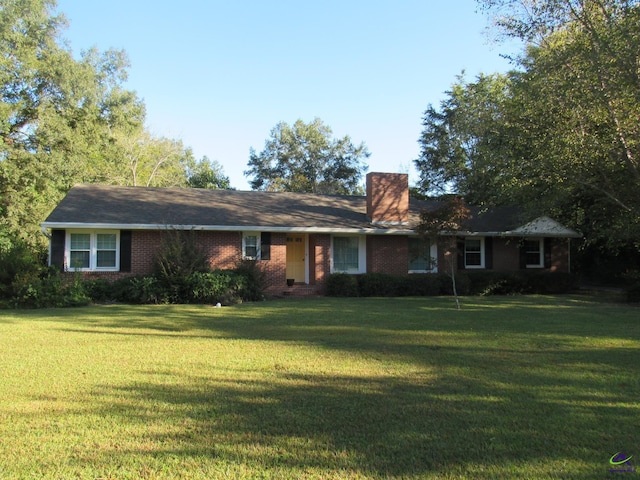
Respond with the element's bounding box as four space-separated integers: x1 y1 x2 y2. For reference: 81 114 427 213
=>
286 235 306 283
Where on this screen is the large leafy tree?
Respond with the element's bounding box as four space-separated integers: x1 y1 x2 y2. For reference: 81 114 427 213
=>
416 0 640 261
481 0 640 252
0 0 206 248
415 73 513 205
245 118 369 195
0 0 144 245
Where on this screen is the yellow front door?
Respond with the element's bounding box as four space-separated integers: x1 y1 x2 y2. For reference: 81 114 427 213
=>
286 235 306 283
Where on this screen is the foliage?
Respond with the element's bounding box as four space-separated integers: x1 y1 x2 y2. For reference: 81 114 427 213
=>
153 229 210 281
356 273 398 297
326 271 576 297
0 235 89 307
325 272 359 297
83 269 264 306
233 259 267 302
415 73 512 203
416 0 640 275
92 129 196 188
187 156 233 189
0 0 141 247
0 0 207 249
245 118 370 194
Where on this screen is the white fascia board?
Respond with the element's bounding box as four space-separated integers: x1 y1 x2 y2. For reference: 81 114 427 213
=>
40 222 416 235
440 230 582 238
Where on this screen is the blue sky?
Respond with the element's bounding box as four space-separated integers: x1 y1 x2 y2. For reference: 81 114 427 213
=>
55 0 518 190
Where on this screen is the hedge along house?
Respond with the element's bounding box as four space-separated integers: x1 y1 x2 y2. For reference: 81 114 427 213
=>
41 172 581 296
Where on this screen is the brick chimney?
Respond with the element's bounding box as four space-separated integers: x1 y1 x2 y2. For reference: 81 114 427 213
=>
366 172 409 225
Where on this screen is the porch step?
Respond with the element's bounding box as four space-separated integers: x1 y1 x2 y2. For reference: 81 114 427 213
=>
281 284 321 297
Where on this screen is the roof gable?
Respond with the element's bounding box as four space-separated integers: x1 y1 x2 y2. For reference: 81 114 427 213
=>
510 216 582 238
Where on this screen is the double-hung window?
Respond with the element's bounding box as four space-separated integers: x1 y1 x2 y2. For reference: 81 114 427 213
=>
524 239 544 268
464 237 485 269
242 232 260 260
67 231 119 271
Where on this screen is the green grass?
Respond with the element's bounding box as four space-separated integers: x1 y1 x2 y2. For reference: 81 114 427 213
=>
0 296 638 479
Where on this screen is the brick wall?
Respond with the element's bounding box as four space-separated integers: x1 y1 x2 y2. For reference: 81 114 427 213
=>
366 172 409 224
367 235 409 275
262 233 287 294
492 238 520 271
550 239 570 272
310 234 331 288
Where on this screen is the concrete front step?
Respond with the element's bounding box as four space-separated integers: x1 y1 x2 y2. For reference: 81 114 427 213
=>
281 284 322 297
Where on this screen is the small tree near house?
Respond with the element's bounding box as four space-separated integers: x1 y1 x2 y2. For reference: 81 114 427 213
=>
417 196 470 309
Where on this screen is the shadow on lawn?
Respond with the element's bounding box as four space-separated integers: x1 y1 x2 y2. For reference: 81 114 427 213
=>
52 297 640 477
81 364 637 478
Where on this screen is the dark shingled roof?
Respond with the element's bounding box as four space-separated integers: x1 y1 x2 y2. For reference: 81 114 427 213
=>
44 184 387 230
43 184 578 236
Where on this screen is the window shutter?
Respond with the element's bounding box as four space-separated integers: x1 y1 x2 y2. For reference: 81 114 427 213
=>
519 240 527 269
120 230 132 272
457 238 465 270
544 237 552 269
51 230 65 271
485 237 493 270
261 232 271 260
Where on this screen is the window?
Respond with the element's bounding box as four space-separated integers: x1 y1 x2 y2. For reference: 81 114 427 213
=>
96 233 117 267
67 231 119 271
464 237 485 268
69 233 91 269
408 237 435 272
242 232 260 260
332 236 366 273
524 239 543 268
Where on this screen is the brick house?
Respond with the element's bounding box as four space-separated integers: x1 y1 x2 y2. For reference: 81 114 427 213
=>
41 172 581 296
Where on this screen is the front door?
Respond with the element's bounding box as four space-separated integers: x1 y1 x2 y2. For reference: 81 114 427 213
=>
286 235 306 283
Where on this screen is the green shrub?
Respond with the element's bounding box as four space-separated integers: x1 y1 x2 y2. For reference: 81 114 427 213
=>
188 270 245 304
440 272 471 296
84 266 265 306
326 273 359 297
153 229 210 281
104 276 149 304
233 260 267 301
357 273 399 297
398 274 444 296
83 279 115 303
463 271 577 296
0 240 46 301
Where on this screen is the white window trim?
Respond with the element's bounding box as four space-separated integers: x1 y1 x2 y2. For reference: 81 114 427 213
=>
242 232 261 260
464 237 485 269
408 236 438 273
331 235 367 274
65 230 120 272
525 238 544 268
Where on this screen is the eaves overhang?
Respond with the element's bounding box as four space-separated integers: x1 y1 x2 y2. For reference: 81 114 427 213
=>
40 222 417 236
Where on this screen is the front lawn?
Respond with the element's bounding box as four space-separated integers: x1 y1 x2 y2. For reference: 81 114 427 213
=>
0 296 638 479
